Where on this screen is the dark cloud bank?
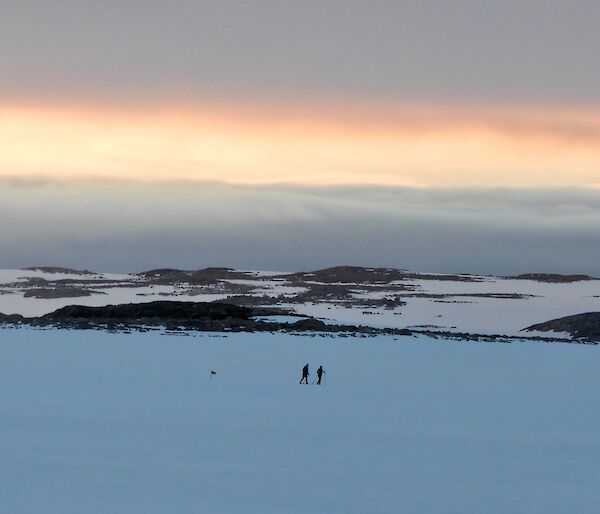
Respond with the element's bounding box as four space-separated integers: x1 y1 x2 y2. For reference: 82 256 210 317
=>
2 1 599 104
1 180 599 275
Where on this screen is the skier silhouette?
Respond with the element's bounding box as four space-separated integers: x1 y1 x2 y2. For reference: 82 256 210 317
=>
316 365 324 385
300 364 309 384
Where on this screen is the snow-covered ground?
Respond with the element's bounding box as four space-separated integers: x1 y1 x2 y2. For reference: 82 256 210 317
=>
1 268 600 336
0 270 230 318
1 328 599 513
283 277 600 337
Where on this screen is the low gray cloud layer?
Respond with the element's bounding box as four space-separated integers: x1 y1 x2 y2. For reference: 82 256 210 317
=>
2 1 599 104
1 180 599 275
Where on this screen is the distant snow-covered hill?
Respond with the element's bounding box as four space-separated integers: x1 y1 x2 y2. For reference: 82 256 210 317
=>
1 266 598 338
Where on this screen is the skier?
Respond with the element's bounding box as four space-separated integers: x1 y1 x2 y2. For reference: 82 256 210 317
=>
300 363 310 384
316 365 324 385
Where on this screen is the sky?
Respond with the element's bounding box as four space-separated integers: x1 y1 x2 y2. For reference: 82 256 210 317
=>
1 1 599 273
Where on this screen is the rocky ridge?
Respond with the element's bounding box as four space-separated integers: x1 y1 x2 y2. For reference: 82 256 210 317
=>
525 312 600 340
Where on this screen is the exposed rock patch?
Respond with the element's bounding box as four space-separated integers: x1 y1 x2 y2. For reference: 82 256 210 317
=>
282 266 406 284
137 267 253 285
524 312 600 340
23 287 106 299
41 301 251 323
280 266 483 284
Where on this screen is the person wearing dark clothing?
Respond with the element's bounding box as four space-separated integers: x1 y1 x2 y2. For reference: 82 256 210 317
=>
300 364 309 384
316 365 324 385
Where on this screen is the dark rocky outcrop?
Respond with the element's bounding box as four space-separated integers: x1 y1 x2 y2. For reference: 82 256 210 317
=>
524 312 600 340
280 266 483 284
292 283 358 301
222 295 283 306
40 301 252 324
0 313 24 323
282 266 406 284
25 301 256 332
288 318 330 331
183 281 256 296
401 272 483 282
23 287 106 299
137 267 253 285
0 300 373 334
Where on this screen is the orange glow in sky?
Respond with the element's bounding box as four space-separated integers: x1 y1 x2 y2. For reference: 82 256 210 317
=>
1 101 599 188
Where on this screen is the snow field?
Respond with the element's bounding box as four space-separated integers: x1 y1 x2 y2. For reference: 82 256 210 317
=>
1 328 599 513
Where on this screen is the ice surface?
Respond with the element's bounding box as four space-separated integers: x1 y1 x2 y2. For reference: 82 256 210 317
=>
1 328 599 513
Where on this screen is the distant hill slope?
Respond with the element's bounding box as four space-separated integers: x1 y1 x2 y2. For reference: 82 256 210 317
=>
280 266 482 284
22 266 96 275
525 312 600 340
137 267 252 285
509 273 595 283
282 266 406 284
